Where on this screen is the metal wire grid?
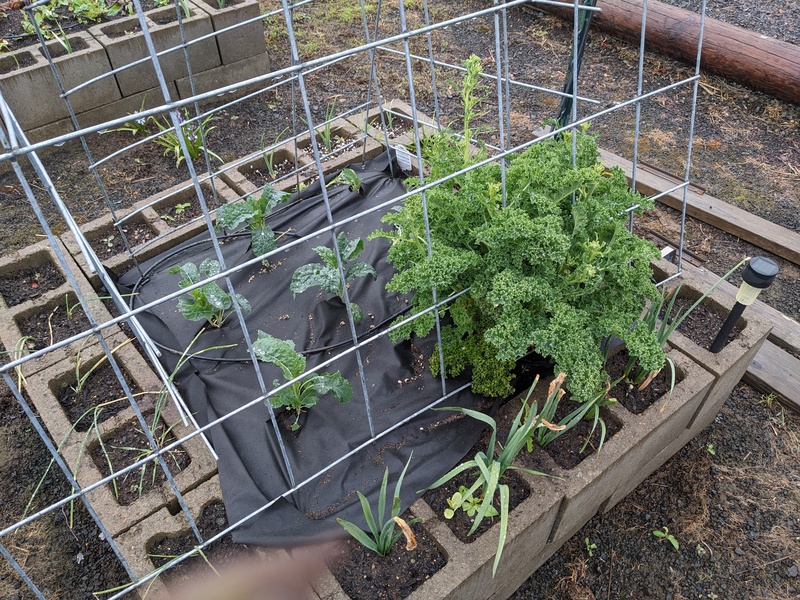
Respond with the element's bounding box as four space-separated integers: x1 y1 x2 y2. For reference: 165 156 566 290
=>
0 0 706 596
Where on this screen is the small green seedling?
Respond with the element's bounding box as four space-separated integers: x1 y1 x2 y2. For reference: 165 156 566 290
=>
174 202 191 215
318 98 337 151
261 126 289 178
584 537 597 557
653 526 679 551
445 486 498 520
253 332 352 431
290 233 376 323
167 258 251 328
337 453 420 556
101 235 115 249
328 168 362 193
706 442 716 456
216 185 289 262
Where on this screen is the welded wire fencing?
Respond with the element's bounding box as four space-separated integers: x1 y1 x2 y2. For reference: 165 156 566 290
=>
0 0 706 596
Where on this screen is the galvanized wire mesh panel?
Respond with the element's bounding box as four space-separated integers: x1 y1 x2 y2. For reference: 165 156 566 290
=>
0 0 706 596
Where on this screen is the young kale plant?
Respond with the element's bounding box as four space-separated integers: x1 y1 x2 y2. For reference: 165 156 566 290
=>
422 376 559 576
168 258 251 328
216 184 289 263
290 232 376 323
253 332 352 431
372 55 661 403
337 453 420 556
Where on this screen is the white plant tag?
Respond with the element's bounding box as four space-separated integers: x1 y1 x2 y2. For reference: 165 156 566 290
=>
394 144 413 172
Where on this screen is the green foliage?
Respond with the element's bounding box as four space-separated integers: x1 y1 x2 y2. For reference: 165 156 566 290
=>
372 55 661 402
653 526 679 550
524 372 615 453
216 185 289 261
619 257 747 402
445 486 498 520
153 109 221 168
167 258 251 328
290 232 376 323
253 332 352 430
422 377 555 576
584 537 598 557
337 453 419 556
328 168 362 193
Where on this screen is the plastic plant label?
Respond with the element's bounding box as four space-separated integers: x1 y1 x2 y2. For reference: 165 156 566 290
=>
394 145 412 172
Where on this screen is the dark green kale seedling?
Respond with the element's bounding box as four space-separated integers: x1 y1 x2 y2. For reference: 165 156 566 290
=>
216 184 289 263
168 258 250 328
290 232 376 323
253 332 352 430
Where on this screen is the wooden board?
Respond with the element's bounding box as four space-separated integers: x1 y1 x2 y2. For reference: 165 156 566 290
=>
599 148 800 266
743 340 800 414
536 0 800 105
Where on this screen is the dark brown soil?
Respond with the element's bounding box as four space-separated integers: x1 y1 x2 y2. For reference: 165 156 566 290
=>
542 405 622 470
91 419 190 506
157 197 202 228
56 361 142 431
148 500 254 589
16 300 90 351
89 221 156 259
329 513 447 600
0 261 64 307
606 349 678 415
671 293 745 350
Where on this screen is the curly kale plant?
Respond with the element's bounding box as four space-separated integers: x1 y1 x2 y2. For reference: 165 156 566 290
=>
290 232 376 323
168 258 251 328
216 184 289 261
253 332 352 430
371 56 661 402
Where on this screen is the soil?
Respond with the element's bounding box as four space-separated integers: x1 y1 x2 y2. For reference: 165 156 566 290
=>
56 361 142 431
606 349 677 415
16 300 91 352
329 512 448 600
148 500 256 589
0 261 65 307
1 0 799 598
90 419 191 506
89 221 156 259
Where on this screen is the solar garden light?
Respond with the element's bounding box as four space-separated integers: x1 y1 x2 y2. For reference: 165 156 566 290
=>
709 256 778 353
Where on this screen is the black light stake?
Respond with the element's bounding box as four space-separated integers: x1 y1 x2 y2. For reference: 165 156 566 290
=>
709 256 778 353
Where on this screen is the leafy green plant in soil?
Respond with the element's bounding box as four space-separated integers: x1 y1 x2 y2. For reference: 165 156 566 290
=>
290 232 376 323
372 55 662 403
168 258 251 328
216 184 289 261
253 332 352 430
337 453 419 556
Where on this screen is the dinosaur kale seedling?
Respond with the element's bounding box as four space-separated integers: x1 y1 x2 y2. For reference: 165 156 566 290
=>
167 258 251 328
216 184 289 263
327 168 362 193
253 332 352 431
290 232 376 323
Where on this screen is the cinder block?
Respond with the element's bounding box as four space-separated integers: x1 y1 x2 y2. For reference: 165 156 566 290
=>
191 0 267 65
346 98 440 150
0 32 121 131
652 258 773 427
90 1 221 97
547 350 714 549
173 52 270 99
219 143 312 198
0 240 123 376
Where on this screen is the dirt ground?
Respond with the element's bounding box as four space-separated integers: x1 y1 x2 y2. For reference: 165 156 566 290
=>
1 0 799 598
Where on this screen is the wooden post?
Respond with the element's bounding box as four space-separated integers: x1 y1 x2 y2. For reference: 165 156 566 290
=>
536 0 800 106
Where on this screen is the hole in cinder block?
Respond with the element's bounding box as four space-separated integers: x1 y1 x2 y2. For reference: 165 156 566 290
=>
0 249 65 307
166 497 182 516
0 50 36 74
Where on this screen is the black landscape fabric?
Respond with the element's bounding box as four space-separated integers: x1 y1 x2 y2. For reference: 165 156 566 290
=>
117 152 490 546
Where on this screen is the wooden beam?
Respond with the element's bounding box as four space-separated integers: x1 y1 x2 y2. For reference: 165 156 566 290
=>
599 148 800 266
743 340 800 415
536 0 800 105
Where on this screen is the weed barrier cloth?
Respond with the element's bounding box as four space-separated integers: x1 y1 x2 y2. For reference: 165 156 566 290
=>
116 152 491 546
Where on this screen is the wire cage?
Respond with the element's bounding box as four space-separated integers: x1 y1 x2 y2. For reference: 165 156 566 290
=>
0 0 708 597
